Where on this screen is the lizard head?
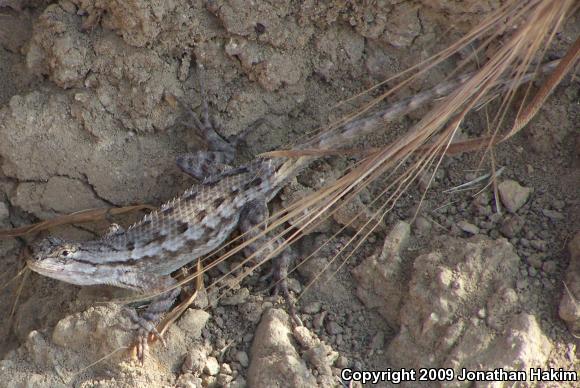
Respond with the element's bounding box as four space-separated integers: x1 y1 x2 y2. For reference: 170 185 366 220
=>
27 237 93 285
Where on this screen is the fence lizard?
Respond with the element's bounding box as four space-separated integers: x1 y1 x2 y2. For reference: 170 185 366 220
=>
26 62 554 362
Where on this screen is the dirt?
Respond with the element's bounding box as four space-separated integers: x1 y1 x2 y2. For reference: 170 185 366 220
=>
0 1 578 387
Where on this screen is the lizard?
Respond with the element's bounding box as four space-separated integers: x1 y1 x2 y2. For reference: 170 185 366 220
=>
25 61 557 362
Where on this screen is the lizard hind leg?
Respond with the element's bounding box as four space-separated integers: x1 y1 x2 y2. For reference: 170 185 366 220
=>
238 198 302 326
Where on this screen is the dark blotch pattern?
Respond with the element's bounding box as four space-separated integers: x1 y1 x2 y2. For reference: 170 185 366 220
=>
148 231 167 246
196 210 207 222
176 222 189 234
213 197 225 208
161 206 175 215
242 177 263 191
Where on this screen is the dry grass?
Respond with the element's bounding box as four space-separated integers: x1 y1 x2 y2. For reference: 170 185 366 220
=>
0 0 577 334
193 0 579 300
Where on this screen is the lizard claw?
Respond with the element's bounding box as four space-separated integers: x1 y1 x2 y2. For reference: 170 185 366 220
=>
272 278 303 327
124 307 166 364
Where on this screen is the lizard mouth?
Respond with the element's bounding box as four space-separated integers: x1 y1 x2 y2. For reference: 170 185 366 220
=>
26 258 57 274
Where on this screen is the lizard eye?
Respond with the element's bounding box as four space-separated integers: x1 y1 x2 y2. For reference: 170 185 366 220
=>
57 246 76 257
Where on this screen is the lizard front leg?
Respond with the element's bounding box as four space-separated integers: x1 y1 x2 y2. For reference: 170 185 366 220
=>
176 64 265 183
119 271 180 363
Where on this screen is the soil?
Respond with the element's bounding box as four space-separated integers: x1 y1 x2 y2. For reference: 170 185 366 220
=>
0 1 578 387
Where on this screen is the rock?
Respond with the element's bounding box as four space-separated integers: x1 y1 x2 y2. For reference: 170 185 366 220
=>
236 351 249 368
220 363 232 375
498 180 531 213
527 254 544 269
457 221 479 235
542 209 565 221
542 260 557 274
178 309 210 339
51 305 132 365
301 301 322 315
414 216 432 236
248 309 317 387
216 373 233 386
229 377 247 388
325 320 343 336
220 288 250 305
500 214 524 238
370 331 385 352
182 346 209 374
387 236 522 371
530 239 547 252
336 355 349 368
559 232 580 334
302 341 338 376
204 357 220 376
175 373 203 388
447 313 552 384
352 221 411 327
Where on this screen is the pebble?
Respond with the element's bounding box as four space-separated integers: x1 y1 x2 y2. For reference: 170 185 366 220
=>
542 209 564 220
476 205 492 216
326 321 343 336
498 180 531 213
541 278 554 290
542 260 557 274
336 355 349 368
204 357 220 376
488 213 502 223
216 373 233 386
229 377 247 388
457 221 479 235
182 349 208 374
500 215 524 238
287 277 302 293
527 255 543 269
202 375 217 387
475 192 490 206
176 374 203 388
236 351 249 368
313 312 327 330
516 279 528 289
221 363 233 375
302 301 322 315
370 331 385 351
478 221 493 230
414 216 432 235
294 326 318 349
530 240 547 252
221 288 250 305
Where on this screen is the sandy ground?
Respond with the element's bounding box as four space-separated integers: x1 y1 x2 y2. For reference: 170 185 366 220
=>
0 1 578 387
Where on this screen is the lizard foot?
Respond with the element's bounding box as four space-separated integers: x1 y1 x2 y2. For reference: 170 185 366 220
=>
124 308 166 364
272 276 303 327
